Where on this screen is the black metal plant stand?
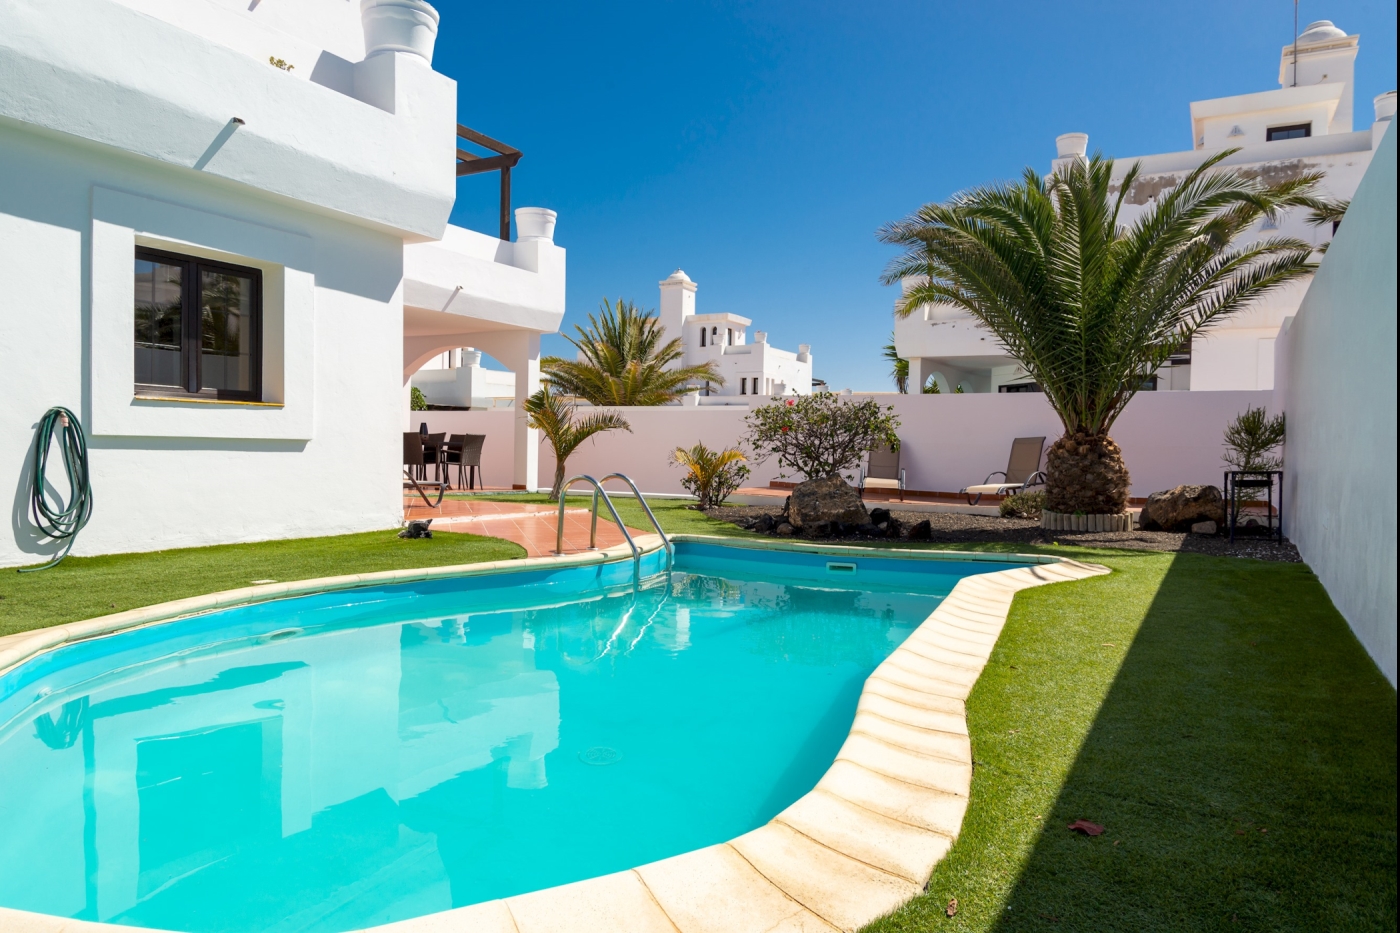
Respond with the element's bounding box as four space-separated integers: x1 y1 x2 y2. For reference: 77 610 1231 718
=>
1223 470 1283 544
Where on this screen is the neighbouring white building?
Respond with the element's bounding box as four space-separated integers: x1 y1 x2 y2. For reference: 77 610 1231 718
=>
0 0 564 566
657 269 813 398
411 348 516 409
895 19 1394 394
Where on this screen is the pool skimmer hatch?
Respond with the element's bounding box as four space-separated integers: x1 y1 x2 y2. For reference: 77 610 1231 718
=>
579 746 623 766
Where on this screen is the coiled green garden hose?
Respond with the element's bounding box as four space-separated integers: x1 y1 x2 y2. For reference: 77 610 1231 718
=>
20 406 93 572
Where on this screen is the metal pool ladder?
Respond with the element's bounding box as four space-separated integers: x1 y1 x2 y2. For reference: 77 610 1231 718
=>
555 473 673 581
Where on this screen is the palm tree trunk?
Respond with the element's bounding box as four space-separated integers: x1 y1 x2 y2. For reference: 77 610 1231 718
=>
1045 432 1131 514
550 462 567 502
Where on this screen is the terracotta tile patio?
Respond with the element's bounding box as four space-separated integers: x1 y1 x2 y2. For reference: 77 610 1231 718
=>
403 495 644 558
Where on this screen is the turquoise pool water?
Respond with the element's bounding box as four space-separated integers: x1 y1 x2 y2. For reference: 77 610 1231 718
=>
0 543 1019 933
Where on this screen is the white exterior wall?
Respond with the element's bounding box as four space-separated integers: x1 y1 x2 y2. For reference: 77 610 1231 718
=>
0 118 406 566
1277 120 1397 685
0 0 492 565
421 390 1272 500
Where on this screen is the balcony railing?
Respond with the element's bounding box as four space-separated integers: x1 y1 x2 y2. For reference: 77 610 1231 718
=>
455 123 522 241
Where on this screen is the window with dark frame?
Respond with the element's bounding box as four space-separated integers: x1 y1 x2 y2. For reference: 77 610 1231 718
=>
134 248 262 400
1266 123 1311 142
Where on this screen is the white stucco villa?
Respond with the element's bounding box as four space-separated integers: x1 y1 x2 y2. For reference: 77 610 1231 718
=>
658 270 814 398
895 19 1394 394
0 0 564 566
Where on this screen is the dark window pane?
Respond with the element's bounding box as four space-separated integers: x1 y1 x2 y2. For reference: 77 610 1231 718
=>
1266 123 1311 141
134 258 184 387
200 269 254 393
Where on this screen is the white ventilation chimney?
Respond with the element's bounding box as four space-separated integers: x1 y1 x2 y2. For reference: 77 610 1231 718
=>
1374 91 1397 149
1052 133 1089 175
659 269 697 359
361 0 440 62
1279 20 1359 133
1055 132 1089 158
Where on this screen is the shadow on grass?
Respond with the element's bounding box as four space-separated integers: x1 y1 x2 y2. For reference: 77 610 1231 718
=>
983 553 1397 931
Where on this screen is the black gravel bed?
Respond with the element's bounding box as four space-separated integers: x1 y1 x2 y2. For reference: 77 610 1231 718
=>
702 504 1302 563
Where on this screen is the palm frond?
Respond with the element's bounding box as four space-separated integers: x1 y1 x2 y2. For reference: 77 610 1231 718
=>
543 297 723 404
878 151 1321 436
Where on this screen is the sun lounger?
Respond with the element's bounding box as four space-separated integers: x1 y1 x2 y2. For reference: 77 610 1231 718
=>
860 442 906 500
962 436 1047 504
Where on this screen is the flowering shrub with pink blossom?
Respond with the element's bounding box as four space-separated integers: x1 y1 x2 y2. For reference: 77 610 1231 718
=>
744 392 900 481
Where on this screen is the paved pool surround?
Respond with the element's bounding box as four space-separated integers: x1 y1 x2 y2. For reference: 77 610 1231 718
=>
0 536 1108 933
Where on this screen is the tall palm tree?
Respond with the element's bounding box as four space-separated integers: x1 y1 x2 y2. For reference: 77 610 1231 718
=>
882 332 909 393
543 298 722 405
524 386 630 500
879 150 1326 514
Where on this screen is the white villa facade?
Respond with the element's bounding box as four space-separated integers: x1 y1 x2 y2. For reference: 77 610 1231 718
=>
0 0 564 566
895 19 1394 394
658 270 813 398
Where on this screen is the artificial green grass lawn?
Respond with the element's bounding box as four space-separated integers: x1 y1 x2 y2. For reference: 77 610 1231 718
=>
855 546 1397 933
0 530 522 638
3 497 1394 930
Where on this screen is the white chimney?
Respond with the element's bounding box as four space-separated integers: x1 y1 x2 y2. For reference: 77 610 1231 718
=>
1375 91 1397 149
754 330 767 344
659 269 697 358
361 0 440 62
515 208 557 242
1056 132 1089 158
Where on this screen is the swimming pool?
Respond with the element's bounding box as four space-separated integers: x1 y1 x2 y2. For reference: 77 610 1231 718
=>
0 540 1030 933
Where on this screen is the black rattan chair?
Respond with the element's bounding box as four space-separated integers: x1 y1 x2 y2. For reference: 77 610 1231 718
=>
444 433 486 489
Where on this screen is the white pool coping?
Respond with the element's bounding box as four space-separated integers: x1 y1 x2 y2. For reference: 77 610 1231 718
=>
0 535 1108 933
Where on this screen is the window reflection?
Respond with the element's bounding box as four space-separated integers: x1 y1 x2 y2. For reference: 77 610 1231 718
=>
199 270 254 394
133 259 183 388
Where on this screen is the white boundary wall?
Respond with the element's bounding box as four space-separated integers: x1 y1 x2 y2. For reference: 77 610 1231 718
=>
1276 120 1397 685
420 390 1273 500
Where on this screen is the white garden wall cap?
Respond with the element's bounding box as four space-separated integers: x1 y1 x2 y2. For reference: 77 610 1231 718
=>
0 541 1106 933
360 0 441 61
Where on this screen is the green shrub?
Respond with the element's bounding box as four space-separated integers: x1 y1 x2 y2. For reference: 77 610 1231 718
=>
410 387 428 411
744 392 900 481
1000 490 1046 519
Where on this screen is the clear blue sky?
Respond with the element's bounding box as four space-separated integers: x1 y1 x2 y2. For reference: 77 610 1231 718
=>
435 1 1396 390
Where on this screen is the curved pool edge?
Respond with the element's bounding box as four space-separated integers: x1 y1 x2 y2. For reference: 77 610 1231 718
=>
0 535 666 681
0 537 1109 933
369 544 1112 933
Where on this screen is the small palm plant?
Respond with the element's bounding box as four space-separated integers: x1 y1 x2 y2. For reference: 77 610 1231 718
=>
525 386 630 500
880 150 1329 514
671 443 750 509
882 333 909 393
544 298 722 405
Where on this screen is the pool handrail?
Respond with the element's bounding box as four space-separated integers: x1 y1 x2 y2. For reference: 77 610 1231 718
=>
555 475 639 577
598 473 673 572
